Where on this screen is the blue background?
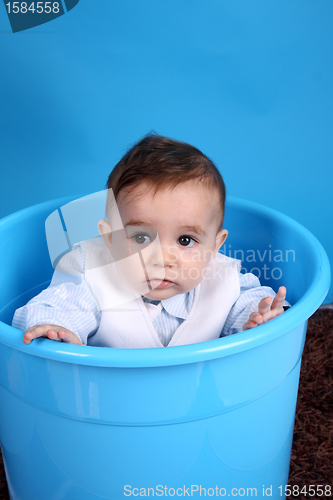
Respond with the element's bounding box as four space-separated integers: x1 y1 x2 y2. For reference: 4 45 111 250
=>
1 0 332 302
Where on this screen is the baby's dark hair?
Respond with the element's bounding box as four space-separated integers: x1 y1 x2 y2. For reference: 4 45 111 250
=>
107 134 226 225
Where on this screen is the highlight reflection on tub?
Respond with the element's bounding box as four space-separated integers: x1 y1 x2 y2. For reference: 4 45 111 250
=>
0 195 330 500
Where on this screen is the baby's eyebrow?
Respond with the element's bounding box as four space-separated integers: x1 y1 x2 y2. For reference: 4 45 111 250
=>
124 222 206 237
124 220 152 227
180 225 207 237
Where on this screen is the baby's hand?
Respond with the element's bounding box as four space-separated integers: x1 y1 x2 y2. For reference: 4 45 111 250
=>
242 286 287 331
23 324 84 345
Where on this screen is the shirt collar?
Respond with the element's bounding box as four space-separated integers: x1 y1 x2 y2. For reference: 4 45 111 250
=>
160 289 194 320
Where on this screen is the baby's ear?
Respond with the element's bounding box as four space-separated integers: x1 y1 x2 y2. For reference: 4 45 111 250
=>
213 229 228 255
98 220 113 254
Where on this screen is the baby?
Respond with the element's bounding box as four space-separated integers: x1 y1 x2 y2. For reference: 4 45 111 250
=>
13 134 287 348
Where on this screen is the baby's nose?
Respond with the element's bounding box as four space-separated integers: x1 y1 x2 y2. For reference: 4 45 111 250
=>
143 241 177 268
160 244 177 267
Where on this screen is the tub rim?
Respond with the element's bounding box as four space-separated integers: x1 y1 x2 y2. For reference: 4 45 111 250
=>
0 195 330 368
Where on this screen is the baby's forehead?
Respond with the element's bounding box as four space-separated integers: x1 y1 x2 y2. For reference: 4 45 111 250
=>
111 180 223 227
117 179 219 203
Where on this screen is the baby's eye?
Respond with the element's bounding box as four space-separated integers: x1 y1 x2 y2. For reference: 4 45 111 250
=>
178 235 196 247
132 233 151 244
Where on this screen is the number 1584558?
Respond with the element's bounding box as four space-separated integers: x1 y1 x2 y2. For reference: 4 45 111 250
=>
5 2 60 14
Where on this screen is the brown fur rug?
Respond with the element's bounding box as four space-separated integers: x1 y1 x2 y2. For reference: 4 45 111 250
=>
288 308 333 499
0 309 332 499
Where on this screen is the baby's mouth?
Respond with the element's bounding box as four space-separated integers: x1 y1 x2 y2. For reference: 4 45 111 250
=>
147 279 175 290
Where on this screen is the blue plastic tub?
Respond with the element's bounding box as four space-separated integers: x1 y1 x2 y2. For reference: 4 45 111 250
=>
0 196 330 500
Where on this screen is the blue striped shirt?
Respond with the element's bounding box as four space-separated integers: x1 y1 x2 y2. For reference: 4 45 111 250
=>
142 292 195 346
12 262 283 346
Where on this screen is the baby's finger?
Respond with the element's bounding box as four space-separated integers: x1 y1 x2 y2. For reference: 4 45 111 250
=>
23 325 49 344
271 286 286 310
243 312 263 331
57 330 83 345
258 296 273 316
23 331 35 344
46 329 63 341
249 312 263 324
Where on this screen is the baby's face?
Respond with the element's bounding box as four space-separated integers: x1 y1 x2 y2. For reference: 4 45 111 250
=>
99 180 227 301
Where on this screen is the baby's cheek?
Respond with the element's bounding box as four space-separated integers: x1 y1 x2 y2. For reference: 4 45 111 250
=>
179 249 204 265
168 268 179 281
183 261 206 283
